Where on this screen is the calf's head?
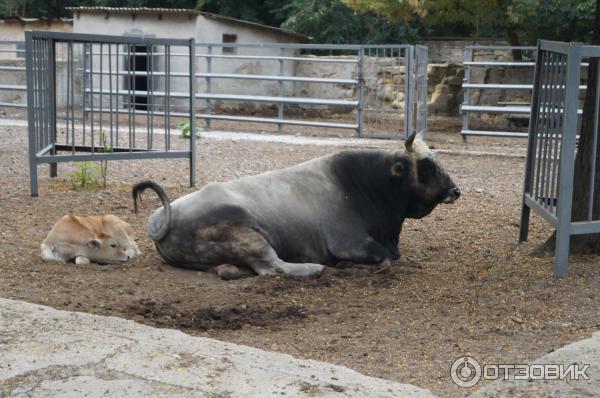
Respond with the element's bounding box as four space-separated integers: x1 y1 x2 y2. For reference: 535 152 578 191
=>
85 233 129 263
393 133 460 218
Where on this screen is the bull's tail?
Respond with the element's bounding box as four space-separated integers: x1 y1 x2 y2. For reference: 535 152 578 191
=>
132 180 172 241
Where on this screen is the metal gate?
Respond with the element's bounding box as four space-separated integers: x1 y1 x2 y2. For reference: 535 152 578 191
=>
519 40 600 276
360 45 417 139
26 31 197 196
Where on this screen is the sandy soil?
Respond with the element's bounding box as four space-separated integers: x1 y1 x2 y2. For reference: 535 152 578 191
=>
1 121 599 398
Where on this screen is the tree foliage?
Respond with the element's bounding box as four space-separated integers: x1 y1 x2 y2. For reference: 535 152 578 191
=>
279 0 419 44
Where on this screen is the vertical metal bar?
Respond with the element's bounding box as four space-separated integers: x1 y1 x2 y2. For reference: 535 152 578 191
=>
405 45 414 139
462 46 472 142
90 42 95 153
127 43 132 152
549 53 567 214
166 44 171 151
116 43 119 148
146 44 150 150
520 41 545 241
533 50 551 202
149 44 154 149
65 42 71 148
99 42 103 148
70 41 75 153
82 42 87 147
189 40 197 187
554 43 582 277
205 45 212 129
109 43 114 151
25 32 38 196
132 42 136 148
48 39 57 177
277 47 284 133
357 47 364 137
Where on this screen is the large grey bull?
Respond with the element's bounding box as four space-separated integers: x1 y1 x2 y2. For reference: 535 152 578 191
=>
132 133 460 279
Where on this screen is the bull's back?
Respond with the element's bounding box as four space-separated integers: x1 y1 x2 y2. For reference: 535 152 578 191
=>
152 156 342 264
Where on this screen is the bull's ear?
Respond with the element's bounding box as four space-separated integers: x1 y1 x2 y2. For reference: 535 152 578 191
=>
391 158 409 177
87 239 101 250
405 132 417 153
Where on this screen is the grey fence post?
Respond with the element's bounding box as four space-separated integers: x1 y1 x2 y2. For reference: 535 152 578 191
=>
405 46 415 139
357 48 364 137
462 46 472 142
48 39 57 178
554 43 582 276
519 40 544 242
278 47 284 133
189 39 197 187
25 31 38 197
205 45 212 130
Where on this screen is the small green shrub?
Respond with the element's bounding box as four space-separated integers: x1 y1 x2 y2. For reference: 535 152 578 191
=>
178 121 203 139
68 162 102 191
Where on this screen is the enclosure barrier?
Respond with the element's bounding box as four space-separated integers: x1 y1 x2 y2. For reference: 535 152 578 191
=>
461 45 537 138
519 40 600 276
0 40 27 109
13 39 428 140
26 31 197 196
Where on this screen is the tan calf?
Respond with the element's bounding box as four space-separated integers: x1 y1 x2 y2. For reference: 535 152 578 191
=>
41 213 140 265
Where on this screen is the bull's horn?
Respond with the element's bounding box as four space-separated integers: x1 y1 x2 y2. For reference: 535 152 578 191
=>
405 131 417 152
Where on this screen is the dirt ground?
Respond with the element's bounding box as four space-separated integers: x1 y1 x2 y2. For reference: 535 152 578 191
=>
1 119 599 398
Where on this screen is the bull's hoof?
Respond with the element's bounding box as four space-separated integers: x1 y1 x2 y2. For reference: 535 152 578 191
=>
215 264 252 280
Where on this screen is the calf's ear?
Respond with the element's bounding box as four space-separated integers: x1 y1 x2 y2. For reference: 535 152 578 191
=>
87 239 101 250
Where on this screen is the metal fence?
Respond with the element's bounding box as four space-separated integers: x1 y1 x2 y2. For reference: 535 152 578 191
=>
0 41 27 109
461 45 537 138
10 39 428 139
519 40 600 276
26 31 197 196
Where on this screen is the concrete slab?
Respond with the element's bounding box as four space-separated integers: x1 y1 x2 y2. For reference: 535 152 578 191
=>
472 331 600 398
0 298 436 398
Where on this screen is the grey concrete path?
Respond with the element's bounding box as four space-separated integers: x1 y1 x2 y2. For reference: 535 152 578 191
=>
0 298 435 398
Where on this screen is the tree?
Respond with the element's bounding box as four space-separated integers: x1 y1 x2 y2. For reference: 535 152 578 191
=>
343 0 595 46
279 0 420 44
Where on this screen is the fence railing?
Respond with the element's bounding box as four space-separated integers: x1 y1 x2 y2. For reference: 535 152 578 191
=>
461 45 537 138
26 31 197 196
0 41 27 108
519 40 600 276
8 38 427 139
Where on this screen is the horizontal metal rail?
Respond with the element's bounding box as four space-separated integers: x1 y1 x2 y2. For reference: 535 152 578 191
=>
84 88 358 107
83 106 357 130
83 69 357 84
0 84 26 91
0 101 27 108
0 66 26 72
461 129 528 138
463 83 588 90
464 61 535 67
88 51 361 63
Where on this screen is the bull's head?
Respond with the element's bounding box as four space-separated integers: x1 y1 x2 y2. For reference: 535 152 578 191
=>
394 132 460 219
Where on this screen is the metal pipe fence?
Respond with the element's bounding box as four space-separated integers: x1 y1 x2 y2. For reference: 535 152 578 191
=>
26 31 197 196
461 45 537 139
519 40 600 276
10 38 427 139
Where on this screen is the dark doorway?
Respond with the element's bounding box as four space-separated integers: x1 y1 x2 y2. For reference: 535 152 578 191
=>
128 45 148 110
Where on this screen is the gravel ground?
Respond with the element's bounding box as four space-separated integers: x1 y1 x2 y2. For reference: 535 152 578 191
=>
1 121 599 398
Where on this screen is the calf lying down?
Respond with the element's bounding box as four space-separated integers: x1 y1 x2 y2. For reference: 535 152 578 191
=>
41 213 140 265
133 133 459 279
